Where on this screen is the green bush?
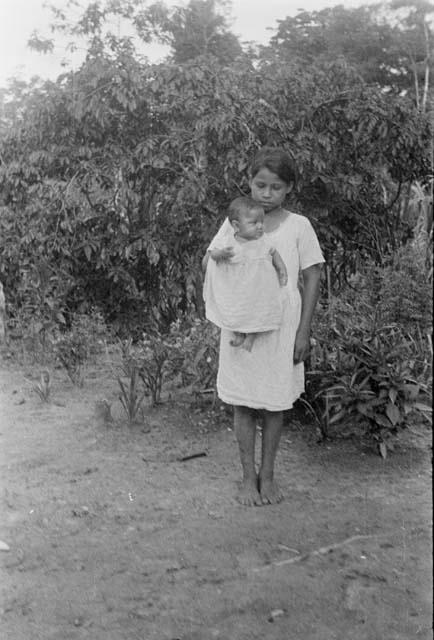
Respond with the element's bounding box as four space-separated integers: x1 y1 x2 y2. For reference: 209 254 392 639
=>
53 310 108 385
308 245 432 454
115 317 219 406
172 318 220 395
374 242 432 332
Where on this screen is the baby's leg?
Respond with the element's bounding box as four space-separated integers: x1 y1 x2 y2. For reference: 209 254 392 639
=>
230 332 246 347
241 333 256 352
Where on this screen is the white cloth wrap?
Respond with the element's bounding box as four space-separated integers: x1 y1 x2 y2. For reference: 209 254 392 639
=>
209 212 325 411
203 235 283 332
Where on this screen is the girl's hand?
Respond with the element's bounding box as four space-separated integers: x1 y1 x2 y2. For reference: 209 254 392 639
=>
293 328 310 364
210 246 235 262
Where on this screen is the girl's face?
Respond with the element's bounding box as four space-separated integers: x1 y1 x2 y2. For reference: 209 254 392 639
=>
249 167 292 213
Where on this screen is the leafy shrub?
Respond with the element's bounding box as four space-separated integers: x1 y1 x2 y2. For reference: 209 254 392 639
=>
373 242 433 332
116 317 219 406
308 246 432 454
53 310 108 385
0 35 430 332
136 333 177 405
171 318 220 395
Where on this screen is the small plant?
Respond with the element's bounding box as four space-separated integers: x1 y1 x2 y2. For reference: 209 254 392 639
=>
33 370 51 402
118 355 147 425
54 331 88 386
175 319 220 395
53 310 108 385
135 318 220 403
94 399 114 425
136 333 174 405
113 318 220 409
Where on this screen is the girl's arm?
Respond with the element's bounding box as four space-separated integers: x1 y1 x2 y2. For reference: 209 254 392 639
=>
294 263 323 364
202 252 211 273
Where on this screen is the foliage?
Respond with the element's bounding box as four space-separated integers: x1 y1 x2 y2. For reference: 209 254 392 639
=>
117 340 148 424
264 1 434 107
0 57 430 329
172 318 220 394
0 0 431 335
143 0 243 63
373 241 433 330
136 332 177 405
32 370 51 403
116 317 219 405
53 311 108 384
308 245 432 453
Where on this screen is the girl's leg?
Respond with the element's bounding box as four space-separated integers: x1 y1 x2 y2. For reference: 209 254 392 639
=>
259 410 284 504
234 405 262 506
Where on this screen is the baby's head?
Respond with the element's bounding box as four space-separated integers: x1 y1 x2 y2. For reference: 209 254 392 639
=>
228 196 265 241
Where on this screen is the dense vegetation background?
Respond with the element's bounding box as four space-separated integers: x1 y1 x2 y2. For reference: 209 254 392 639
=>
0 0 432 449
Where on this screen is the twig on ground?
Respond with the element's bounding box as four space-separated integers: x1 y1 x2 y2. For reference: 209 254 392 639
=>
252 530 405 572
179 452 207 462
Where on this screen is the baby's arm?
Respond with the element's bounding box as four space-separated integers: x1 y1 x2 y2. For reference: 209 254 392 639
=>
271 249 288 286
209 246 235 262
202 246 235 272
202 218 235 272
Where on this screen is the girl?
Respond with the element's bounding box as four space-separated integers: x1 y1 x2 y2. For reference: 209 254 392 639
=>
203 147 324 506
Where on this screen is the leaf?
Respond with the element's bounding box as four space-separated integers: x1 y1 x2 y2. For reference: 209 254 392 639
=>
385 403 401 426
403 402 413 415
388 387 398 404
356 402 373 417
403 384 420 400
379 442 387 459
413 402 432 413
374 414 392 428
328 408 347 424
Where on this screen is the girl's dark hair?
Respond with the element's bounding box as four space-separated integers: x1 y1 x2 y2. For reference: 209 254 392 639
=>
249 147 296 185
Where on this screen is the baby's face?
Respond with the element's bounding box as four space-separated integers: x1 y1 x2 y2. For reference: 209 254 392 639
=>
236 207 265 240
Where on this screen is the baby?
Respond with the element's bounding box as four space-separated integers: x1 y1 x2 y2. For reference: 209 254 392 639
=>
204 196 287 351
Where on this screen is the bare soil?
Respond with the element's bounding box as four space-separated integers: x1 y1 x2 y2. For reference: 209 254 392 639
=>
0 357 432 640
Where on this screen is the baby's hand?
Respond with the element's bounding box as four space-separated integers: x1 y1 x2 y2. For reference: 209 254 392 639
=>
210 246 235 263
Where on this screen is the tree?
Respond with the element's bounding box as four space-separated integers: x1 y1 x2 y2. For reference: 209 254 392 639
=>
262 2 434 105
0 0 431 332
389 0 434 110
141 0 242 63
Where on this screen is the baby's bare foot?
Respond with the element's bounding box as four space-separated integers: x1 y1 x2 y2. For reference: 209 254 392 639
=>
236 479 262 506
241 335 255 352
259 478 284 505
230 332 245 348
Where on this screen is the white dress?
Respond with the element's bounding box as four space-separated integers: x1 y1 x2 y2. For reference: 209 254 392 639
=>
203 234 283 333
211 212 325 411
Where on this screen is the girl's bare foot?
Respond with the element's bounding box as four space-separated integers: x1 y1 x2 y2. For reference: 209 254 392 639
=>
230 332 245 347
235 478 262 506
259 478 283 505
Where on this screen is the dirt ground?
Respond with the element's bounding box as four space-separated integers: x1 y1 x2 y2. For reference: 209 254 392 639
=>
0 356 432 640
